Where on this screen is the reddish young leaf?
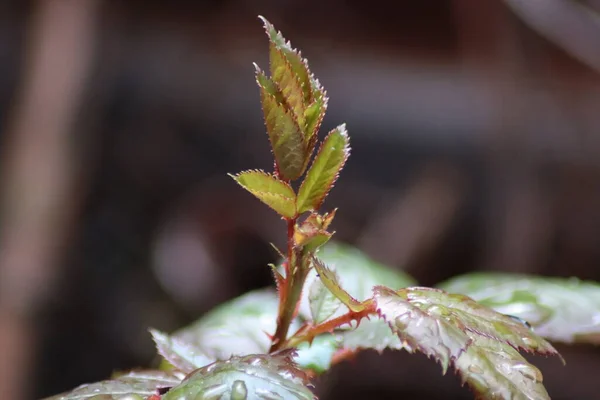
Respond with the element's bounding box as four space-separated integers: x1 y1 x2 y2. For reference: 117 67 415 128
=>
297 125 350 213
259 88 308 180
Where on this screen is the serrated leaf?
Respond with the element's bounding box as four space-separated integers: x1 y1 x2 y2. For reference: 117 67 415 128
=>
230 170 296 218
303 83 327 142
270 47 307 126
312 256 365 312
309 274 341 323
261 16 312 103
294 334 340 374
438 272 600 345
374 286 558 361
297 125 350 213
44 370 184 400
455 336 549 400
374 285 560 398
163 351 316 400
255 66 285 104
150 329 215 373
296 242 416 323
260 88 308 180
374 286 471 373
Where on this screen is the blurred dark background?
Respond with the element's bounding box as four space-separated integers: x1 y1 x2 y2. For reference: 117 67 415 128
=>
1 0 600 399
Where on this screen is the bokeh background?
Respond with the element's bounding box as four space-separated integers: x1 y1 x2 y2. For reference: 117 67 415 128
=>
1 1 600 399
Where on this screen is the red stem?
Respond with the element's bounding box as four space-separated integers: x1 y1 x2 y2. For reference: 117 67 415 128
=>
285 301 377 348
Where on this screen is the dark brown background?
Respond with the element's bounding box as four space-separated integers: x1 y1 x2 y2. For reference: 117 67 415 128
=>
0 1 599 399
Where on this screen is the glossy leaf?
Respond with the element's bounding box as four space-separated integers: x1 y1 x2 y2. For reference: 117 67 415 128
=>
374 286 560 399
169 288 325 372
438 272 600 344
296 242 416 323
260 88 307 180
163 351 316 400
297 125 350 213
374 286 471 373
173 289 284 360
308 273 341 323
294 334 340 374
150 329 215 373
455 336 549 400
230 170 296 218
340 318 404 352
44 370 183 400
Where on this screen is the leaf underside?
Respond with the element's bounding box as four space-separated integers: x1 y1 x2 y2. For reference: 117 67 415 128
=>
439 272 600 345
374 285 560 399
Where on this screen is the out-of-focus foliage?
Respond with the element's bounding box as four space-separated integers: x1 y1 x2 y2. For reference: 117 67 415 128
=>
439 273 600 344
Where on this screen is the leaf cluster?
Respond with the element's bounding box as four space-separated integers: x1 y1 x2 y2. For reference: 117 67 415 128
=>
47 16 600 400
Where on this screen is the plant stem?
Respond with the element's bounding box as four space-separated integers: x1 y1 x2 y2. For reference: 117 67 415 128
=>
284 301 376 348
270 217 305 352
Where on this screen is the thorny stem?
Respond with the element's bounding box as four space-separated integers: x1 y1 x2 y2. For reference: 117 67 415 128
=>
270 217 306 352
284 301 377 348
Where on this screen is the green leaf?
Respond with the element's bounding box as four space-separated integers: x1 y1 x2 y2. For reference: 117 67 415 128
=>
340 318 404 352
303 84 327 142
163 350 316 400
373 286 560 400
169 288 322 372
270 47 307 127
312 256 365 312
374 286 471 373
308 273 341 323
438 272 600 345
230 170 296 218
296 242 416 323
150 329 215 373
294 334 340 374
455 336 549 400
173 289 285 360
297 125 350 213
43 370 184 400
260 16 312 103
255 66 285 104
259 88 308 180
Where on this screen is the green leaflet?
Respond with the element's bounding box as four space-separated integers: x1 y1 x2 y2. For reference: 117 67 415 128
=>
230 170 296 218
163 351 316 400
297 242 416 323
312 256 365 312
151 329 215 373
43 370 184 400
373 286 560 399
308 272 341 323
438 272 600 345
297 125 350 213
455 336 550 400
259 88 308 180
261 16 312 103
270 47 307 127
